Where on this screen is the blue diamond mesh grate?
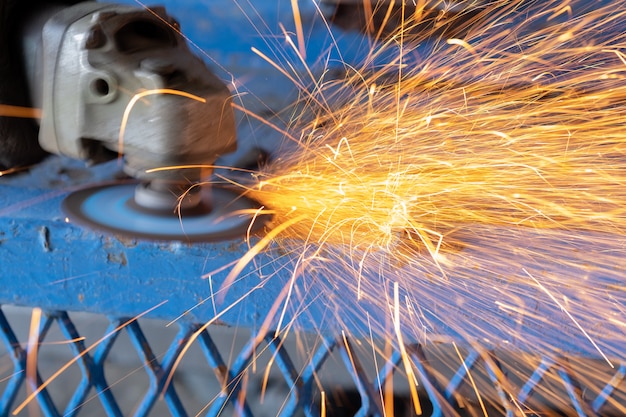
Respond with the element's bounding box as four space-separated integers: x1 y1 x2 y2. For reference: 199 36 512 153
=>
0 306 624 416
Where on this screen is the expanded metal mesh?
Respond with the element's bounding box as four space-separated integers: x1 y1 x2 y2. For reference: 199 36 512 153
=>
0 306 624 416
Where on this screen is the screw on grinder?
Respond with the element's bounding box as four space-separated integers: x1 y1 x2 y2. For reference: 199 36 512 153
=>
20 2 266 241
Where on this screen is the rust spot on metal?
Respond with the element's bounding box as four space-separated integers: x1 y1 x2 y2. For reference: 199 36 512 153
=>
107 252 128 266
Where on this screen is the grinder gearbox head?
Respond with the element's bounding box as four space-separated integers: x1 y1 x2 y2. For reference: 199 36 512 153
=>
29 2 236 181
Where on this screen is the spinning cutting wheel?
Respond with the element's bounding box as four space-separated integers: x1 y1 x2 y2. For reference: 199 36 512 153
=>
63 182 267 242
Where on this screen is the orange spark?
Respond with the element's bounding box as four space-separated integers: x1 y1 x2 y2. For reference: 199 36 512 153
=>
0 104 41 119
219 2 626 409
118 89 207 157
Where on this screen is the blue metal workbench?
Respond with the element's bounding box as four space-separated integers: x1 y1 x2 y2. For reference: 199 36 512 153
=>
0 1 625 416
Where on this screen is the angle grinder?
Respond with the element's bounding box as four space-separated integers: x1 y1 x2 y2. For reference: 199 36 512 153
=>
19 2 265 241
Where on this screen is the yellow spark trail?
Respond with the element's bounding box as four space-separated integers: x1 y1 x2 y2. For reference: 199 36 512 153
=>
37 1 623 414
237 0 626 373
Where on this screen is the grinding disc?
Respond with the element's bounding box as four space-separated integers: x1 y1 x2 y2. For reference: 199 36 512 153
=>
63 183 267 242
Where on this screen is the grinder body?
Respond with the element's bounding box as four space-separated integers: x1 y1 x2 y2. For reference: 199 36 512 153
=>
10 1 268 242
20 1 236 184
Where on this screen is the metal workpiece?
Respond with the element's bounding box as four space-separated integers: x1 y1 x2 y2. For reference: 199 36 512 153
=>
22 2 236 183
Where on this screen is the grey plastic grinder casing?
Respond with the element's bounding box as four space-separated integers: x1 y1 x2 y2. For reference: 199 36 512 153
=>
24 2 236 180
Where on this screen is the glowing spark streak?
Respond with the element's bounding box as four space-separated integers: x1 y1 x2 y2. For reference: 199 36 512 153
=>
48 271 103 286
202 259 240 280
306 0 347 65
366 314 388 416
340 330 361 385
443 39 485 77
475 345 523 414
216 214 307 304
247 207 267 250
325 136 354 161
236 372 248 415
38 338 86 345
208 276 218 318
260 363 270 403
609 318 626 328
509 393 527 416
274 256 301 338
447 38 479 57
356 247 375 300
195 248 306 330
250 47 324 111
413 0 427 22
321 391 326 417
164 265 306 398
383 329 395 417
0 372 24 384
548 4 572 21
371 1 396 47
233 2 626 410
0 104 41 119
604 49 626 67
405 228 448 280
162 285 263 397
489 130 516 146
167 259 240 325
25 308 41 417
395 0 406 139
290 0 306 59
523 268 614 368
118 89 207 157
146 164 256 174
452 342 488 417
64 364 155 416
279 22 314 87
0 166 30 176
13 300 168 415
231 103 298 145
263 325 323 416
393 283 422 415
132 0 236 81
359 0 374 35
